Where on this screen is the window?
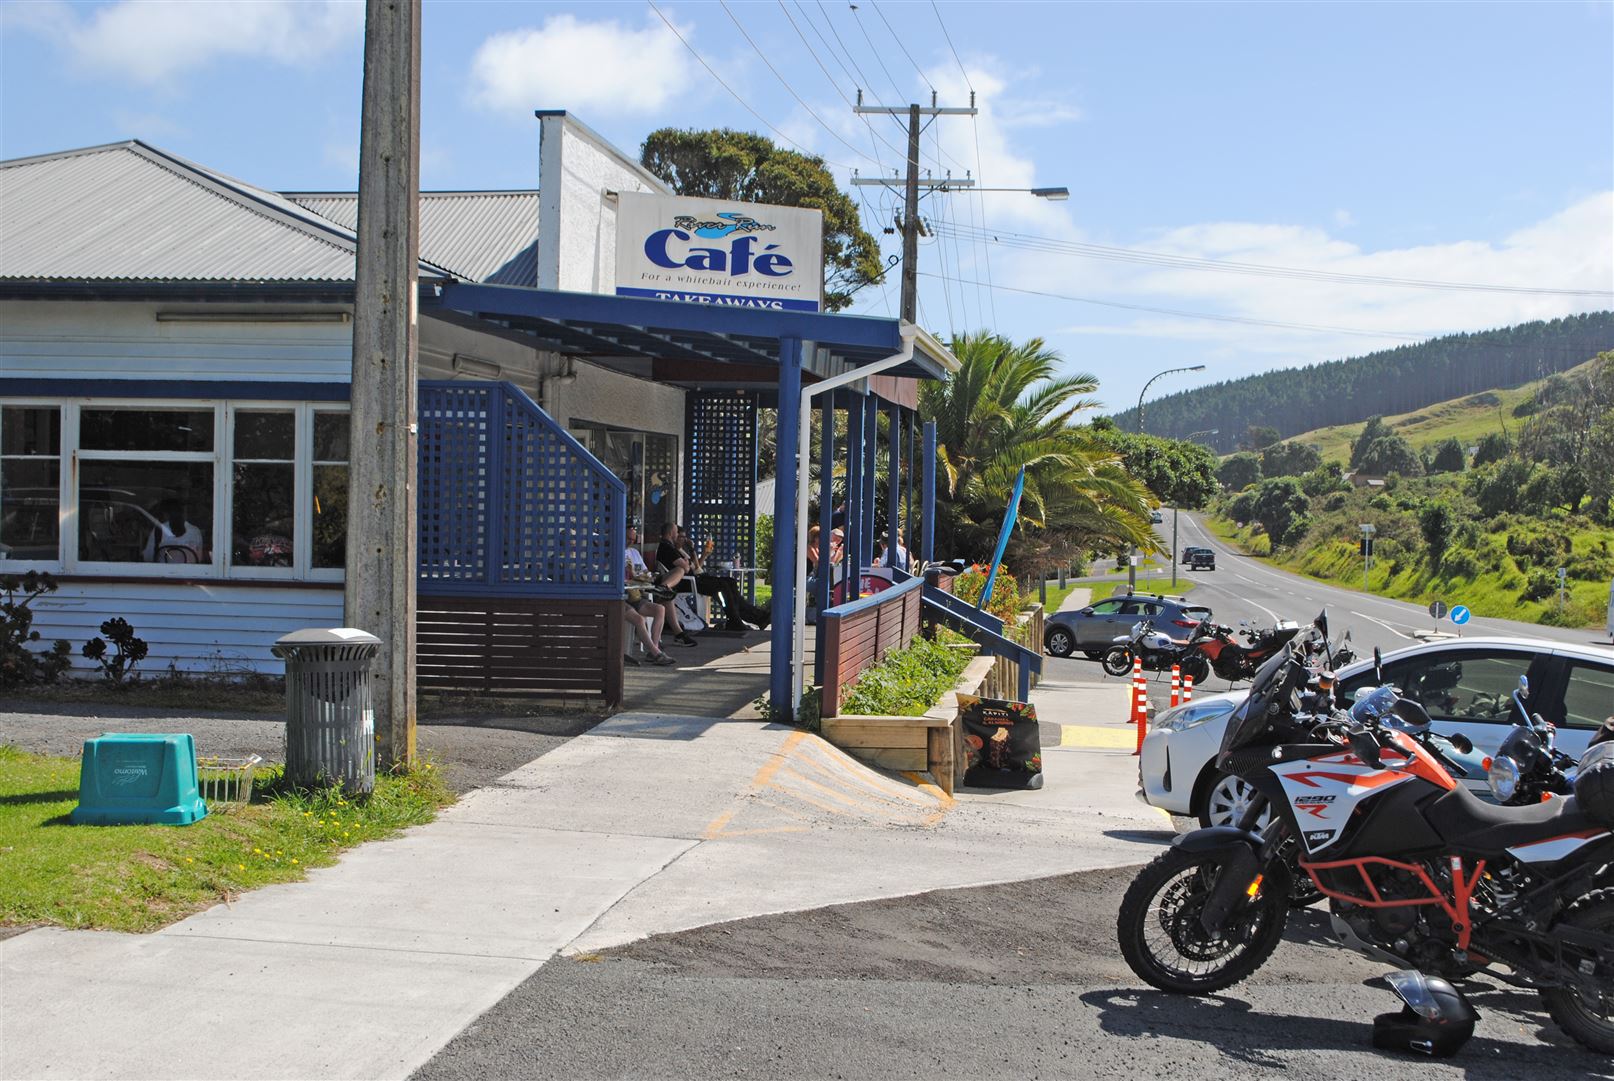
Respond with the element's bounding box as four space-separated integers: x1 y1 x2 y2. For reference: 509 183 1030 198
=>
0 406 60 562
0 400 348 581
78 408 214 566
1088 600 1123 615
311 411 348 570
1561 661 1614 730
1345 650 1538 723
231 411 295 569
571 421 678 536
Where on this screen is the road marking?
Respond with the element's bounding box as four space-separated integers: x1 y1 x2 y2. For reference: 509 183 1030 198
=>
1350 609 1416 641
1061 724 1140 749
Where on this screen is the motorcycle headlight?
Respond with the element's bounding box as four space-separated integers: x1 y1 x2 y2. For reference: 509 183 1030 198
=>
1488 755 1520 803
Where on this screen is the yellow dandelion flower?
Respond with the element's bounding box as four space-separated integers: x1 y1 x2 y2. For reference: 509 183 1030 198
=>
237 863 245 870
291 858 299 865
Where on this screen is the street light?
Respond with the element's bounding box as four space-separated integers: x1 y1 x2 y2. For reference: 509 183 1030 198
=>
931 184 1069 199
1134 364 1207 590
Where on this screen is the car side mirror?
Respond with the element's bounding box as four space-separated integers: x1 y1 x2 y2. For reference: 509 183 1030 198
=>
1080 607 1094 615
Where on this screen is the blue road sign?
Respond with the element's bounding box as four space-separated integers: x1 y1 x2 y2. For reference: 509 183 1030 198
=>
1450 605 1472 626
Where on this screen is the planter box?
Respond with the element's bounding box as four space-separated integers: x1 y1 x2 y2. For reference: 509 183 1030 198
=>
821 653 997 796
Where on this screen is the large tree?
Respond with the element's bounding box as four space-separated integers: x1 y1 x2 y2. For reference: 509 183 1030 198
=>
919 333 1154 567
640 128 883 312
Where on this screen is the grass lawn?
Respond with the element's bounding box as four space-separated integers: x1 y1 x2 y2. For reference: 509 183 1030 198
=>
0 745 453 933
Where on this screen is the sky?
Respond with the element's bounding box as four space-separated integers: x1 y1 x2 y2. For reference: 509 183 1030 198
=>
2 0 1611 417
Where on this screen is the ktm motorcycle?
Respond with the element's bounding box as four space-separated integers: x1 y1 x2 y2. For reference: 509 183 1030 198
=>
1181 620 1301 685
1116 616 1614 1053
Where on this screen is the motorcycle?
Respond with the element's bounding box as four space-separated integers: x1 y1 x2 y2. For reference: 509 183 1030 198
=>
1486 674 1587 805
1116 614 1614 1054
1101 617 1208 677
1182 619 1302 685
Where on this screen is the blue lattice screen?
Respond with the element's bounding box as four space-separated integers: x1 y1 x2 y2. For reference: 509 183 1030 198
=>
419 381 624 598
684 392 757 569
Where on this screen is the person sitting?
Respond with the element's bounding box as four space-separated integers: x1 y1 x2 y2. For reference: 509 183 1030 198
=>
675 525 769 632
649 522 698 646
144 499 207 563
877 531 910 572
625 525 690 654
622 601 675 667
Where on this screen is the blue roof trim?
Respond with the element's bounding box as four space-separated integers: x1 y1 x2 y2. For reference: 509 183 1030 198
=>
429 281 905 353
0 379 349 401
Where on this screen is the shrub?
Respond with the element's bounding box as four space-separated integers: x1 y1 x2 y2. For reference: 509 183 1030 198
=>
841 634 974 717
0 572 72 688
1438 547 1481 580
82 618 149 686
952 565 1024 625
1520 569 1555 603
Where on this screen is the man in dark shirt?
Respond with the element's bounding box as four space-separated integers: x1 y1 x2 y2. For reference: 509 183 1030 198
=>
669 523 770 632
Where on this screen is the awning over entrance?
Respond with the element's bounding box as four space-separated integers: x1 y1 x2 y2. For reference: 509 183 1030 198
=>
422 281 955 394
418 280 958 718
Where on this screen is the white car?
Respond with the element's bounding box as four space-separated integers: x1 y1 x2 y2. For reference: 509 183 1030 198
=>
1139 636 1614 827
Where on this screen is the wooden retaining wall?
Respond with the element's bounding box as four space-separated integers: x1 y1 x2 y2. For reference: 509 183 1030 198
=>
416 596 624 705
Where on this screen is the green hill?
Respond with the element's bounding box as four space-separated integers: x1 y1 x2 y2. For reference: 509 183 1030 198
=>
1284 355 1603 464
1115 312 1614 453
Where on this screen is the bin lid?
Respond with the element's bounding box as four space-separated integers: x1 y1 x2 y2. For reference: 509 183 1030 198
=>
274 627 382 647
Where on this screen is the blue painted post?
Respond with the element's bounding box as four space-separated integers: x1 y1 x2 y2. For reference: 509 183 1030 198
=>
814 391 836 684
1018 663 1031 702
844 391 864 603
922 420 937 563
904 409 916 561
861 394 877 581
886 402 901 567
769 337 803 716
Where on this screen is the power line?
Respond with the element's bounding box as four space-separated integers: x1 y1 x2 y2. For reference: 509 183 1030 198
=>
928 0 997 324
916 271 1432 339
647 0 860 171
845 1 909 103
930 220 1613 298
930 0 974 92
777 0 906 167
718 1 879 169
871 0 935 93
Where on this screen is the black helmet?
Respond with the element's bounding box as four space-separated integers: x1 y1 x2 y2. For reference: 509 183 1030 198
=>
1371 971 1478 1057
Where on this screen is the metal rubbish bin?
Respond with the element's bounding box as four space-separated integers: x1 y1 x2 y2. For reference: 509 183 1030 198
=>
272 628 381 796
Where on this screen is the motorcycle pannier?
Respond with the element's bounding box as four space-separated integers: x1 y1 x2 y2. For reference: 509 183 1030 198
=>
1574 742 1614 827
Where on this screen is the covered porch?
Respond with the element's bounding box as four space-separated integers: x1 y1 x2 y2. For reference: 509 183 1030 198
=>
417 281 958 717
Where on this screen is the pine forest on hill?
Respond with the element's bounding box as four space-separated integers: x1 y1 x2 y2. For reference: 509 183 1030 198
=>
1115 312 1614 453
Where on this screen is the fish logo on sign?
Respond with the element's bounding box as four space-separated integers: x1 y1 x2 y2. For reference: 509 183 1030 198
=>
673 212 776 239
1450 605 1472 626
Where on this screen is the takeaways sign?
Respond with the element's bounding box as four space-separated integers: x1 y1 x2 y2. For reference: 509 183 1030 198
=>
615 193 823 312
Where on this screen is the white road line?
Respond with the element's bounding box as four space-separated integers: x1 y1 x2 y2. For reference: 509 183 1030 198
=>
1351 609 1416 641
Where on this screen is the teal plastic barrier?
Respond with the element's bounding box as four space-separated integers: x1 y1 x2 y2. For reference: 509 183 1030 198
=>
71 734 207 826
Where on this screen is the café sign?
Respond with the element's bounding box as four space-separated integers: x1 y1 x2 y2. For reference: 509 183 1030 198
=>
615 193 823 311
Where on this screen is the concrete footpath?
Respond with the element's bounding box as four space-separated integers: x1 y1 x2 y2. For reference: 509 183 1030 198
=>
0 667 1162 1081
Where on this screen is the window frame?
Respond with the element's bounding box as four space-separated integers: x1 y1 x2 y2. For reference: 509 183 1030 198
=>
0 398 348 583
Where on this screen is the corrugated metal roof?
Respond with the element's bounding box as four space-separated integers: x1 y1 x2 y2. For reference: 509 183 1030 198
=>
289 191 539 286
0 142 363 282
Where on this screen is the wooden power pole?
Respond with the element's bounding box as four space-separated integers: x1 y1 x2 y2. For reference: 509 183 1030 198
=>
852 92 977 324
347 0 421 771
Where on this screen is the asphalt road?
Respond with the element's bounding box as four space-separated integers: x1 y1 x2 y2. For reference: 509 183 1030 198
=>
414 867 1610 1081
1160 511 1613 660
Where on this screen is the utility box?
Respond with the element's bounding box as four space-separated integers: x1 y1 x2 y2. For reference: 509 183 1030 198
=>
273 628 381 796
71 733 207 826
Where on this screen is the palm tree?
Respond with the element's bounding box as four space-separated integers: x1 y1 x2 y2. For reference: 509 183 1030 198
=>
919 331 1155 566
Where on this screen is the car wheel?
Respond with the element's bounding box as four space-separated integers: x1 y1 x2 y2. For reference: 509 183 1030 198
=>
1198 770 1270 830
1046 627 1076 658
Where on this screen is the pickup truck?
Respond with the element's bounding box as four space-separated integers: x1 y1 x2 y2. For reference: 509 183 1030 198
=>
1187 548 1215 571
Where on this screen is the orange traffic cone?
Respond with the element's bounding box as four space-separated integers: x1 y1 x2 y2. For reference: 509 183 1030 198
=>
1132 680 1150 756
1170 664 1182 709
1182 674 1194 703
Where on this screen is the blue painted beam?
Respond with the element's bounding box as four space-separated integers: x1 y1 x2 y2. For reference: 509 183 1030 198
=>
922 421 937 563
769 337 803 715
886 402 901 567
861 393 877 583
844 391 864 604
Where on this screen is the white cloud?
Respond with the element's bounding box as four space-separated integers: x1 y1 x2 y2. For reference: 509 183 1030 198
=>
469 14 693 116
11 0 363 85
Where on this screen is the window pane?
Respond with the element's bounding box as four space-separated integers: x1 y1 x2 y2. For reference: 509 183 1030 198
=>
312 464 347 568
234 412 294 460
1397 653 1533 722
2 407 60 456
314 413 349 462
1 459 59 560
81 409 213 453
78 462 212 563
1563 662 1614 730
231 463 295 568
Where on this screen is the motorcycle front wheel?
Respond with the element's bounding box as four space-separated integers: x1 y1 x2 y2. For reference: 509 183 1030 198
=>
1180 653 1211 686
1117 847 1288 994
1101 647 1134 676
1542 889 1614 1053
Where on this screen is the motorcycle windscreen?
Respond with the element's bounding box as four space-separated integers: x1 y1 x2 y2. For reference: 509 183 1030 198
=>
1219 643 1303 756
